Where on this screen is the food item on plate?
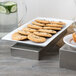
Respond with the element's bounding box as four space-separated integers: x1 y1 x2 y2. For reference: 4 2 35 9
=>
28 33 46 43
50 21 66 25
35 19 50 24
27 24 42 29
11 18 66 43
22 27 37 33
43 27 61 30
34 31 52 37
35 19 66 25
46 24 63 28
72 32 76 42
38 29 56 34
32 21 45 26
18 30 30 35
12 32 27 40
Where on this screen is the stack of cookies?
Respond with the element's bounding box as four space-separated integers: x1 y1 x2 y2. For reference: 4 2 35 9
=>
12 19 66 43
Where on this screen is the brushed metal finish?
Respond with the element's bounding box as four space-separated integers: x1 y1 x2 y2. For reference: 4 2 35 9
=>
11 29 67 60
59 44 76 70
11 44 43 60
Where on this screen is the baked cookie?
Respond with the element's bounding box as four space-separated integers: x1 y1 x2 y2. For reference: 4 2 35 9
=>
34 31 52 37
27 24 42 29
18 30 30 35
57 21 66 25
50 21 66 25
46 24 63 28
32 21 45 26
35 19 50 24
72 32 76 42
12 32 27 40
28 34 46 43
43 27 61 30
38 29 56 34
22 27 37 33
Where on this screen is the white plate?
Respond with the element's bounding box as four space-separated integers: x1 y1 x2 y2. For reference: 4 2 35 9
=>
63 34 76 49
2 17 73 47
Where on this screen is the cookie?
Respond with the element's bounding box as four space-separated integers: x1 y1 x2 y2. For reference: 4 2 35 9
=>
50 21 66 25
43 27 61 30
72 32 76 42
57 21 66 25
32 21 45 26
22 27 37 33
18 30 30 35
28 34 46 43
27 24 42 29
34 31 52 37
12 32 27 40
46 24 63 28
38 29 56 34
35 19 50 24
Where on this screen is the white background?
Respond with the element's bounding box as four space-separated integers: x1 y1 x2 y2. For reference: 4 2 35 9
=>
24 0 76 22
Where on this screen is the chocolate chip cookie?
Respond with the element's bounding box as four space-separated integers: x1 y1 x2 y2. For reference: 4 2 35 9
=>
12 32 27 40
28 34 46 43
32 21 45 26
27 24 42 29
22 27 37 33
18 30 30 35
34 31 52 37
38 29 56 34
